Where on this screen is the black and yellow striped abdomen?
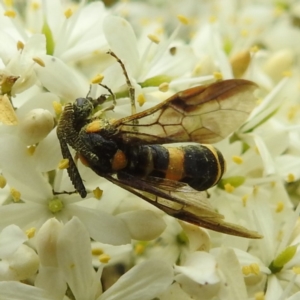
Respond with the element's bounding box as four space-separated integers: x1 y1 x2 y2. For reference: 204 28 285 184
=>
124 144 226 191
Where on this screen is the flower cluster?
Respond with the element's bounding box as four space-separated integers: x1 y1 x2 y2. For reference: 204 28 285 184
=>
0 0 300 299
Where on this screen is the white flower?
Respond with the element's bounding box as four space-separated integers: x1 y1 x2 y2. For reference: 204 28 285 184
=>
0 217 174 300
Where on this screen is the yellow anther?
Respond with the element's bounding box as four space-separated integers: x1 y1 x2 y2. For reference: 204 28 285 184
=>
250 45 259 53
158 82 169 92
293 266 300 274
33 57 45 67
209 15 217 23
275 201 284 213
99 253 111 263
93 187 103 199
10 188 21 202
64 8 73 19
4 10 16 18
17 41 24 51
253 185 259 196
0 175 6 188
91 74 104 84
31 2 40 10
53 101 62 115
254 291 265 300
92 248 104 256
58 159 69 169
224 183 235 193
137 94 146 107
26 227 36 239
135 243 145 255
213 72 223 80
27 145 36 156
147 34 160 44
177 15 189 25
232 155 243 164
250 263 260 275
287 173 295 183
242 194 248 206
240 29 249 37
282 70 292 77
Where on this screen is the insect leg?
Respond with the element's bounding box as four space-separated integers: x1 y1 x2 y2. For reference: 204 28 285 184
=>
107 50 136 115
57 139 87 198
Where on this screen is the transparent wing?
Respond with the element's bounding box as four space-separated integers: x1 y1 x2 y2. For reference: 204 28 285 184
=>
105 172 262 239
113 79 258 144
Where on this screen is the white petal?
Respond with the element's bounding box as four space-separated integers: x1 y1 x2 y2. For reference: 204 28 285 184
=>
0 224 27 257
99 259 173 300
103 15 139 75
0 203 50 231
216 247 247 300
265 275 283 300
175 252 219 285
6 244 39 281
36 218 63 267
35 266 67 299
68 204 132 245
118 210 166 241
34 128 63 172
0 134 52 201
55 2 108 61
57 217 99 300
18 109 54 144
34 54 88 101
0 281 56 300
179 222 210 252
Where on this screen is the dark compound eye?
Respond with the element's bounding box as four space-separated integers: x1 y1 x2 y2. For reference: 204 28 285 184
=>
74 97 94 120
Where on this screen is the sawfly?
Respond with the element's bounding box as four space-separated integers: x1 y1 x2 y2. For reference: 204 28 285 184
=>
57 52 261 239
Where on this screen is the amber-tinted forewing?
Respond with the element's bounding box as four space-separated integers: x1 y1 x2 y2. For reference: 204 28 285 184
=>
114 79 258 144
105 172 262 239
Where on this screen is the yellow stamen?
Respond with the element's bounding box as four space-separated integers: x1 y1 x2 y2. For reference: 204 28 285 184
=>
31 2 40 10
240 29 249 37
177 15 189 25
27 145 36 156
282 70 292 77
253 185 259 196
93 187 103 199
250 45 259 53
0 175 6 188
147 34 160 44
4 10 16 18
213 72 223 80
287 173 295 183
64 8 73 19
230 50 251 78
58 159 69 169
17 41 24 51
209 15 217 23
293 266 300 274
99 253 111 263
53 101 62 115
26 227 36 238
158 82 169 92
275 201 284 213
224 183 235 193
135 243 145 255
91 74 104 84
10 188 21 202
92 248 104 256
137 94 146 107
242 194 248 207
254 291 265 300
4 0 13 6
232 155 243 164
33 57 45 67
